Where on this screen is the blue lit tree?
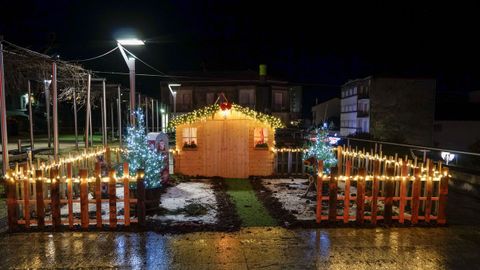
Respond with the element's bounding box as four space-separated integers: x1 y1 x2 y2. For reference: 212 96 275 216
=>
305 124 337 172
123 109 165 189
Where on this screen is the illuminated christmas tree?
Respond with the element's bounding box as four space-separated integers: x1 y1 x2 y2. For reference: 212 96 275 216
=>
123 109 165 189
305 124 337 172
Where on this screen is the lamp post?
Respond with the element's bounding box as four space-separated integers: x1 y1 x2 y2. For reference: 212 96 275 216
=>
117 38 144 126
168 83 181 116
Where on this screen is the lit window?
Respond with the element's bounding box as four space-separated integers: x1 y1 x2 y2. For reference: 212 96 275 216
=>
182 127 197 148
254 128 268 147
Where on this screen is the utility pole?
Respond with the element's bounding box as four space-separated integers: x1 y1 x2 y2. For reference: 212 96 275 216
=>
85 74 91 149
27 80 34 149
102 80 107 146
52 61 59 161
0 39 9 173
117 85 122 147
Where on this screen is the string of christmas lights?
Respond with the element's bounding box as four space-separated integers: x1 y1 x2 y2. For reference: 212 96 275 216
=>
167 103 285 131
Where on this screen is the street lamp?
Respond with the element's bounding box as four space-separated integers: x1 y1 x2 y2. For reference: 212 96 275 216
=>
117 38 144 125
441 151 455 165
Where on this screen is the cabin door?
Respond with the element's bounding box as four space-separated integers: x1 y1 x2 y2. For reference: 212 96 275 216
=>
204 119 249 178
220 119 249 178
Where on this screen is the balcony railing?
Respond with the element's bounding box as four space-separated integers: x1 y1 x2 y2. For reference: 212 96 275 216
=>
357 110 369 117
357 92 369 99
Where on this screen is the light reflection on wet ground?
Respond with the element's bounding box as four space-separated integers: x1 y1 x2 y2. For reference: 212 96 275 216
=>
1 226 480 269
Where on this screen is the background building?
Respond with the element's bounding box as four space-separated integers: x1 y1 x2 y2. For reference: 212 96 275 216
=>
311 98 340 129
433 90 480 151
160 65 302 127
340 76 436 146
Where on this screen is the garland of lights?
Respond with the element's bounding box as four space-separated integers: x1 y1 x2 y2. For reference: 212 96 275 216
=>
167 103 285 131
123 109 165 189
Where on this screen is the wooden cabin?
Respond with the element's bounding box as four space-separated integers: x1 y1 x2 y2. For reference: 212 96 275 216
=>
170 104 284 178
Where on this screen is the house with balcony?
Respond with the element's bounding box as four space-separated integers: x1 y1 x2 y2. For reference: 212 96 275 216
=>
340 76 436 146
160 66 302 127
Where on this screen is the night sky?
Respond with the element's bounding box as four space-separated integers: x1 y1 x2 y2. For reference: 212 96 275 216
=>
1 1 479 117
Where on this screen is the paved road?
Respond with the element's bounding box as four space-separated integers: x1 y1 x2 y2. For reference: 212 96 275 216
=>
1 184 479 269
1 226 480 269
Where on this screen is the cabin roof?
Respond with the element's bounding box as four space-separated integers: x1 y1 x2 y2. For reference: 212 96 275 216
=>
168 103 285 131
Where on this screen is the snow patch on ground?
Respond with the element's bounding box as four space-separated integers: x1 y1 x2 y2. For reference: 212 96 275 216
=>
262 178 358 220
149 181 217 224
263 178 400 221
60 185 125 221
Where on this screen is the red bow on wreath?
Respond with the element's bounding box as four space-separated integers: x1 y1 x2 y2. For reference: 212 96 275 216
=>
220 102 232 111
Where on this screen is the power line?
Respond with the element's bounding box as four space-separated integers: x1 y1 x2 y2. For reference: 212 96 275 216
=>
67 46 118 62
91 70 340 87
121 46 171 77
92 70 172 78
2 40 52 60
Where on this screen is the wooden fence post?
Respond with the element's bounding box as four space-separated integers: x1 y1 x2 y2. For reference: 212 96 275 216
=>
384 167 394 225
95 162 102 228
399 161 408 224
79 169 89 229
287 152 292 176
343 159 351 223
23 170 30 228
425 160 434 223
328 167 338 223
6 170 18 231
50 169 61 229
337 146 343 174
105 147 111 168
109 169 117 229
316 160 324 223
136 169 146 226
67 163 74 228
437 168 449 225
411 167 421 225
123 162 130 226
356 168 366 225
35 170 45 229
371 160 380 225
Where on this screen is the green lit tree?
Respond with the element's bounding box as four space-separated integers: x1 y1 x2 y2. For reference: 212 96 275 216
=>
123 109 165 189
305 124 337 172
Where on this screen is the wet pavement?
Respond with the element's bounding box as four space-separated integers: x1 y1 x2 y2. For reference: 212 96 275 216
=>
1 226 480 269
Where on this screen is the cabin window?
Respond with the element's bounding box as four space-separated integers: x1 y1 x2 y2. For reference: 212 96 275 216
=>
182 127 197 148
254 128 268 148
